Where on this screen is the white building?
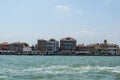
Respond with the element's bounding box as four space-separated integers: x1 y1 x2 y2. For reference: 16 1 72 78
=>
46 39 59 54
105 44 119 55
89 40 119 55
23 47 32 53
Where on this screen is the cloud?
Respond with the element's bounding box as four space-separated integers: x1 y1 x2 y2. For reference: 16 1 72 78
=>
76 30 95 36
62 30 95 38
56 5 71 12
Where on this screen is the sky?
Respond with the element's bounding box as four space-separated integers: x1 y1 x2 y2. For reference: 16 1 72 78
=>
0 0 120 45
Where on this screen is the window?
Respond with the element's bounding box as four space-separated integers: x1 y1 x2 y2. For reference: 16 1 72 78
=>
65 43 71 48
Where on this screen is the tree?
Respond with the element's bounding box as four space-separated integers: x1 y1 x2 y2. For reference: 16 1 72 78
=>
30 44 38 51
23 42 29 47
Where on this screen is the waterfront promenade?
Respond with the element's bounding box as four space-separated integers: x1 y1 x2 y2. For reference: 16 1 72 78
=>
0 51 120 56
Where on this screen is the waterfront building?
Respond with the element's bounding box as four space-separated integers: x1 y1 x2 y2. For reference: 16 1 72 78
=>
88 40 119 55
60 37 76 54
23 47 32 54
9 42 29 54
88 43 101 55
100 40 119 55
0 42 9 50
76 44 94 55
118 48 120 55
0 42 12 54
37 39 47 54
46 38 59 54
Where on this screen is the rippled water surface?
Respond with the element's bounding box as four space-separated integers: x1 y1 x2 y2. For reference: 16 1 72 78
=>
0 55 120 80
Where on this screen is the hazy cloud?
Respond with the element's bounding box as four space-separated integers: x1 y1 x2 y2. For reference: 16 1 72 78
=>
76 30 94 36
56 5 71 12
63 30 95 38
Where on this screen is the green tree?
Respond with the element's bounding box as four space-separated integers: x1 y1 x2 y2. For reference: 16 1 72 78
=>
23 42 29 47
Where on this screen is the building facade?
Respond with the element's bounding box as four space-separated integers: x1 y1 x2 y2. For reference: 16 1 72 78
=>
76 44 94 55
23 47 32 54
37 39 59 54
9 42 29 53
0 42 9 50
88 40 119 55
99 40 119 55
37 39 47 53
46 39 59 54
60 37 76 54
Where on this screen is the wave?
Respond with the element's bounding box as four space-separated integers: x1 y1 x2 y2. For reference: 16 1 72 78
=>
21 65 120 74
0 76 8 79
1 65 120 75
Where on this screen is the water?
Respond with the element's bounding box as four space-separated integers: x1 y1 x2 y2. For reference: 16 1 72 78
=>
0 55 120 80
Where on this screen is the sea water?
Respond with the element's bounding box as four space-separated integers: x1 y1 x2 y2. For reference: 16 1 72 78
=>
0 55 120 80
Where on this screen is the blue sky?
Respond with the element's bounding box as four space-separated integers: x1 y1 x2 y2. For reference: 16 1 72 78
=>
0 0 120 45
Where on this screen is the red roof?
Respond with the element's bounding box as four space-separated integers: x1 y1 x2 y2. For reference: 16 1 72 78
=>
0 42 9 45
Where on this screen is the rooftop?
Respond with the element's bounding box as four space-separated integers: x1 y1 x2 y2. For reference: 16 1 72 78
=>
49 38 56 41
61 37 76 41
38 39 47 41
11 42 23 45
0 42 9 45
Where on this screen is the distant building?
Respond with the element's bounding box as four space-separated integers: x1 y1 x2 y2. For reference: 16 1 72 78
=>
100 40 119 55
37 39 47 54
37 38 59 54
76 44 94 55
88 44 101 55
46 39 59 54
0 42 9 50
23 47 32 54
88 40 119 55
60 37 76 54
9 42 29 53
118 48 120 55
